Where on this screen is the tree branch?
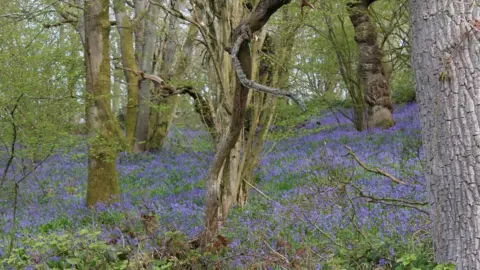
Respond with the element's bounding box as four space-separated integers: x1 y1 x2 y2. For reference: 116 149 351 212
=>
0 94 24 188
231 25 306 111
344 145 406 185
351 184 428 214
43 19 77 28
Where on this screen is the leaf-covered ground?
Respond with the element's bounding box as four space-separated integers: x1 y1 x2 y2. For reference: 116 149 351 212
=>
0 103 433 269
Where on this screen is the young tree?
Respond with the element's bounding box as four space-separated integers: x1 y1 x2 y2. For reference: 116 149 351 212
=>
410 0 480 267
113 0 141 149
84 0 120 206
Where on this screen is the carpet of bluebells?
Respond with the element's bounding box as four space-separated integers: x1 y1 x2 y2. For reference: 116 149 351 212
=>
0 103 435 269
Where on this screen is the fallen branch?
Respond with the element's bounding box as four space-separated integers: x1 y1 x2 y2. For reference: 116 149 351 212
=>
263 240 290 264
344 145 406 185
231 25 306 111
244 180 273 201
355 187 429 214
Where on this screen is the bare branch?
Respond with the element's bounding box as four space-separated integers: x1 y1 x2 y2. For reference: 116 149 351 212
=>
352 185 429 214
344 145 406 185
43 19 76 28
0 94 24 188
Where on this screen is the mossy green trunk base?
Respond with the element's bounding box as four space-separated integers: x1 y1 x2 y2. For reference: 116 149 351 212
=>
86 156 119 207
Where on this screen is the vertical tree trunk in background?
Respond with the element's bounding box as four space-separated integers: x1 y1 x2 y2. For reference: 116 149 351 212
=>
74 0 86 45
148 9 199 150
134 3 160 152
113 0 141 150
348 0 394 128
84 0 120 206
134 0 146 67
111 70 122 116
148 11 179 150
410 1 480 268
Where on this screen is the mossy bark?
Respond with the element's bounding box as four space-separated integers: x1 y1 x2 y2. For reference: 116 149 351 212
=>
113 0 141 150
148 95 179 150
84 0 120 207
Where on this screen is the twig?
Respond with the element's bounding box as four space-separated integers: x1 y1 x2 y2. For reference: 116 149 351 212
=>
43 19 76 28
359 194 428 214
231 25 306 111
1 94 24 188
15 145 55 184
349 184 428 214
296 212 349 250
263 240 290 264
244 180 273 201
344 145 406 185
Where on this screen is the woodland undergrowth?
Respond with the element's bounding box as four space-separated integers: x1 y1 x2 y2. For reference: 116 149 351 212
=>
0 103 454 269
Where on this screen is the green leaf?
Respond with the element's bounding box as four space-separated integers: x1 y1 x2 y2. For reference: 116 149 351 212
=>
66 257 81 265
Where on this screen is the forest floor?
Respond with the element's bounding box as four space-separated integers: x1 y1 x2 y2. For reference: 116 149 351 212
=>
0 103 435 269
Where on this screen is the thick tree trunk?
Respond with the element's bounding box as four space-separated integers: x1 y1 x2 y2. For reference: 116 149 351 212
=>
134 3 160 152
410 0 480 268
84 0 120 207
113 0 141 150
348 0 394 128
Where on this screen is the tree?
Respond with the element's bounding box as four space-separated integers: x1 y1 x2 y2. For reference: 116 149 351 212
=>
147 9 198 151
113 0 141 150
348 0 394 128
133 2 160 152
84 0 120 206
410 0 480 268
203 0 305 243
318 2 367 131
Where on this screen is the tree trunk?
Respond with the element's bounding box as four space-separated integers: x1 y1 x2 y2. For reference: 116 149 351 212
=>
148 11 199 150
134 3 160 152
410 0 480 268
348 0 394 128
113 0 141 150
203 0 292 244
84 0 120 207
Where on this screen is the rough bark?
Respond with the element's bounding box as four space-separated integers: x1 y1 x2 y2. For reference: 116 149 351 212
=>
113 0 141 150
348 0 393 128
84 0 120 206
134 2 160 152
203 0 292 244
410 1 480 268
